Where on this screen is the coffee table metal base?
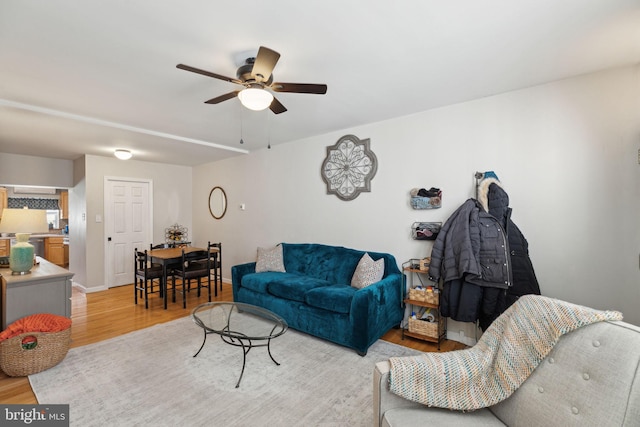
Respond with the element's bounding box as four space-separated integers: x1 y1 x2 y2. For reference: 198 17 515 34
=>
193 326 281 388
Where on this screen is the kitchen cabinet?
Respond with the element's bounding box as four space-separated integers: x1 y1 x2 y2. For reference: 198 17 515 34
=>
64 242 69 267
60 190 69 220
0 239 8 257
44 236 65 267
0 187 7 219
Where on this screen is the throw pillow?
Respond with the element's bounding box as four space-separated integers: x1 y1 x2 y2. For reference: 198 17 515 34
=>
351 253 384 289
255 244 286 273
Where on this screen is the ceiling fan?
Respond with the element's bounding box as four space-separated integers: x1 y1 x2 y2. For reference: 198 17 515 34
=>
177 46 327 114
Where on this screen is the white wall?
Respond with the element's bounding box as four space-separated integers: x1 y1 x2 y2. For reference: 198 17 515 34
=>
69 157 87 286
0 152 74 188
192 65 640 337
78 155 193 291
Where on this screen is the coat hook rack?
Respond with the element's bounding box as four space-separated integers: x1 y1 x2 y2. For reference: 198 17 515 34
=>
474 171 484 199
474 171 499 199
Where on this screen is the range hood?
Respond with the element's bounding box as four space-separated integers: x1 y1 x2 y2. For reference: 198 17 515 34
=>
13 186 57 195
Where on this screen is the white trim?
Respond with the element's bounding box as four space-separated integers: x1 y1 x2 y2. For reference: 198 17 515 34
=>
446 330 478 347
72 282 108 293
0 99 249 154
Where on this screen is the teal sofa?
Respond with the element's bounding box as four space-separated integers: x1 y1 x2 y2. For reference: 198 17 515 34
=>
231 243 404 355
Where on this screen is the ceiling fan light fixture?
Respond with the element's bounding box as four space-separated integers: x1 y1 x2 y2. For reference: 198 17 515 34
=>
238 87 273 111
114 149 132 160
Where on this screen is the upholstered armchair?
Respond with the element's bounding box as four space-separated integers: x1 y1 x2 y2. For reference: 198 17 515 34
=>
374 297 640 426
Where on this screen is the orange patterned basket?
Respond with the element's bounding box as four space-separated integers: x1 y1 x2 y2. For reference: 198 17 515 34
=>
0 328 71 376
0 314 71 377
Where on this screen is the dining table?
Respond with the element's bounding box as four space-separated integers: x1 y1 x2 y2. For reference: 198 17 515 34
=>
148 246 219 309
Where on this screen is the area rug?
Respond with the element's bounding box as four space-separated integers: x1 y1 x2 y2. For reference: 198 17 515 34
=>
29 315 420 426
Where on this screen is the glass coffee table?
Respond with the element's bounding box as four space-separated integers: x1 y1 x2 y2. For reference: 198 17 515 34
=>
191 302 288 388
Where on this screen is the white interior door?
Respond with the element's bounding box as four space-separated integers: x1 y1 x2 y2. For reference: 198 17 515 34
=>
105 177 152 288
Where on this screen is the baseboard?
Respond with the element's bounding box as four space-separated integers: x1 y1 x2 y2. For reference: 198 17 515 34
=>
72 281 108 293
73 278 230 294
446 330 477 347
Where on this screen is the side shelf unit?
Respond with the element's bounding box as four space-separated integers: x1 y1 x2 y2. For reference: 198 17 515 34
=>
402 261 446 350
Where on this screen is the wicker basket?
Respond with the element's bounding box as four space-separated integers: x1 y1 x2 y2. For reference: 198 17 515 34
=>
408 318 439 338
410 196 442 210
408 288 424 301
408 288 439 305
0 328 71 377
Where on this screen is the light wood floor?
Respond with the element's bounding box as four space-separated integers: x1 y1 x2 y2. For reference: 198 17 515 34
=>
0 282 466 404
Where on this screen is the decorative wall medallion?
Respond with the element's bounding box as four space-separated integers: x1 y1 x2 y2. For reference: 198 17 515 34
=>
321 134 377 201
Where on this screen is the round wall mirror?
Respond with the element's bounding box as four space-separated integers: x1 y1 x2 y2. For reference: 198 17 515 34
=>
208 187 227 219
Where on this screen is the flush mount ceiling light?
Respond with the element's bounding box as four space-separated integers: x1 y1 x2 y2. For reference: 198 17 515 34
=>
237 87 274 111
114 149 132 160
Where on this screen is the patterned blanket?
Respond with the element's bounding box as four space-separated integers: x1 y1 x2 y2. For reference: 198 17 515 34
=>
388 295 622 411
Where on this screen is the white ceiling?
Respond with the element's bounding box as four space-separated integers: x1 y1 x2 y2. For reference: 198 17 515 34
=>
1 0 638 166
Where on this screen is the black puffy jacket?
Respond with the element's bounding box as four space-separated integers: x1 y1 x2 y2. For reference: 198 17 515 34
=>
429 198 511 290
430 179 540 329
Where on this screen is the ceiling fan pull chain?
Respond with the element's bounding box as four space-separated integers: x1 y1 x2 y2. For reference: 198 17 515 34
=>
239 104 244 145
267 110 271 149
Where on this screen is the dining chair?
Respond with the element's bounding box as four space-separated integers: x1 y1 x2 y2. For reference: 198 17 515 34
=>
171 249 211 308
193 241 222 296
134 249 164 309
209 242 222 293
147 243 167 294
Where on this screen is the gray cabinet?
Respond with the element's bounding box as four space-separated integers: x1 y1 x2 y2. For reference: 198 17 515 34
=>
0 257 73 329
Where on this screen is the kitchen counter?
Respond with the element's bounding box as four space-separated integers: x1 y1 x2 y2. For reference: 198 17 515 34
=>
0 233 67 240
0 235 70 266
0 257 74 329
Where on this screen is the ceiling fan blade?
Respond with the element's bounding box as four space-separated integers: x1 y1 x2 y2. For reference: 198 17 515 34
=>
177 64 241 84
269 97 287 114
251 46 280 83
271 82 328 95
204 91 240 104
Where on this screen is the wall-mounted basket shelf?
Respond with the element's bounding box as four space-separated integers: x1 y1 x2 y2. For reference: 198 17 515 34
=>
411 222 442 240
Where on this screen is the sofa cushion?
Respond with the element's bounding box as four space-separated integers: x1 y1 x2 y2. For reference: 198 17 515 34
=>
267 276 332 302
241 272 291 294
351 253 385 289
383 407 504 427
282 243 364 283
305 285 357 314
255 244 286 273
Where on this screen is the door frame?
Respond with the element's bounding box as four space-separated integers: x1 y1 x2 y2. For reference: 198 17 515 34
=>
104 176 153 289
